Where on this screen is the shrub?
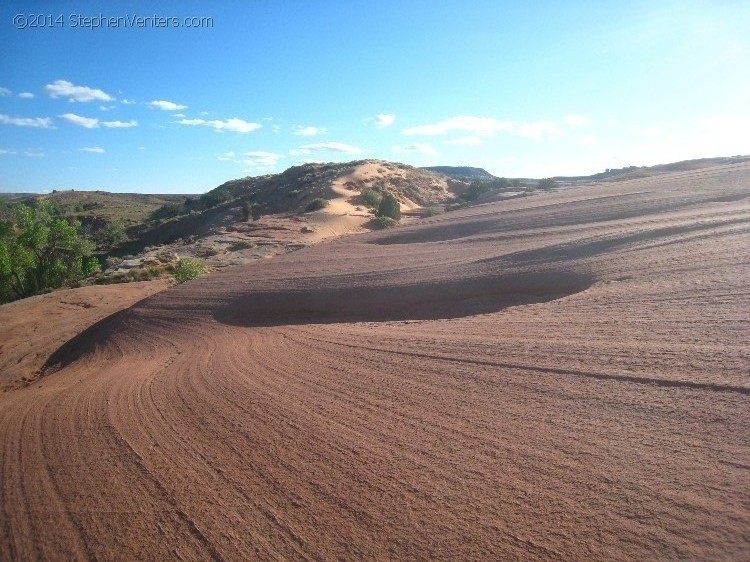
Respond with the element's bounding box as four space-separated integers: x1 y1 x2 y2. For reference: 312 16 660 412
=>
196 246 221 258
304 198 328 212
371 216 397 229
376 193 401 220
174 258 206 283
445 201 470 212
424 207 437 217
228 240 256 251
361 188 382 209
462 181 491 201
537 178 559 190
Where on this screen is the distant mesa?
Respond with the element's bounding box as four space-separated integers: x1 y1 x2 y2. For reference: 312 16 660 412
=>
421 166 498 181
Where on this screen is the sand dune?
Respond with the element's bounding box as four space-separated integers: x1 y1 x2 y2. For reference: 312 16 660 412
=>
1 163 749 559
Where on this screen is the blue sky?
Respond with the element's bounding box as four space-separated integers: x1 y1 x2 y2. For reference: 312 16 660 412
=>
1 0 748 193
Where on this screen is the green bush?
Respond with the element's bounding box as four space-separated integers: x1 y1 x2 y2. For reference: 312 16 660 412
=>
228 240 256 251
424 207 437 217
371 216 397 229
174 258 206 283
305 198 329 212
376 193 401 220
361 188 382 209
0 201 99 303
537 178 559 190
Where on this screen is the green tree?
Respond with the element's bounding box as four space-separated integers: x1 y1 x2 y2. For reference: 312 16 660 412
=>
0 201 99 303
97 220 129 249
538 178 559 190
376 193 401 220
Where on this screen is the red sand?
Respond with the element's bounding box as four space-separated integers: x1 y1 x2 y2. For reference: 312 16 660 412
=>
1 163 748 559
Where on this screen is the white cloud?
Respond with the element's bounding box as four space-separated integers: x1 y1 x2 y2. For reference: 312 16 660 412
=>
375 114 396 128
0 149 17 155
402 115 562 140
217 151 236 161
59 113 99 128
563 115 592 127
173 113 186 118
0 87 11 97
0 114 54 128
44 80 113 103
393 142 438 156
148 99 188 111
80 146 105 153
243 151 281 169
289 142 364 156
445 136 483 146
403 116 513 137
24 150 44 157
59 114 137 129
18 92 34 99
514 121 563 140
120 98 136 105
178 117 262 133
294 126 328 136
102 119 138 128
138 146 146 150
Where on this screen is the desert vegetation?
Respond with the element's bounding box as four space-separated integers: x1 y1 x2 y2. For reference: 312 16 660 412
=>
173 257 206 283
376 192 401 221
0 200 100 303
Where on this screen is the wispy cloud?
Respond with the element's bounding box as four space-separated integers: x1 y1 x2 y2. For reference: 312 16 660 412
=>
0 149 17 155
102 119 138 128
294 126 327 136
80 146 105 153
120 98 136 105
18 92 35 99
0 114 54 128
393 142 438 156
445 136 483 146
59 113 138 129
178 117 261 133
243 151 282 169
217 151 236 161
514 121 562 139
375 114 396 128
24 149 44 157
44 80 113 103
149 99 188 111
289 142 364 156
402 115 562 140
403 116 512 136
59 113 99 128
0 87 11 97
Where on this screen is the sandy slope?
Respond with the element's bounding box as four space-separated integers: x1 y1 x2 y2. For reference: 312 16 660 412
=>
1 163 749 560
0 280 171 392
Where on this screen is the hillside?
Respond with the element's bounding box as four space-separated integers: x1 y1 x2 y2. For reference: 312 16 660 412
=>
422 165 498 181
110 160 468 263
555 154 750 183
